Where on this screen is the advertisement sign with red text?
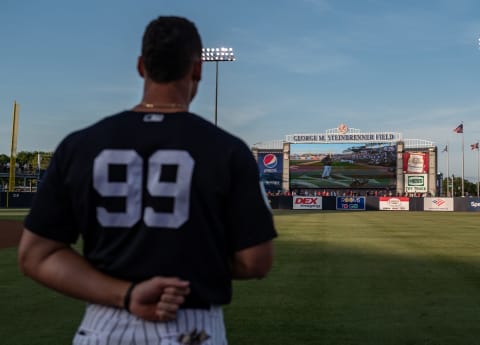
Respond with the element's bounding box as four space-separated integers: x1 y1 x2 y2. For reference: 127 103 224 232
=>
292 196 323 209
379 197 409 211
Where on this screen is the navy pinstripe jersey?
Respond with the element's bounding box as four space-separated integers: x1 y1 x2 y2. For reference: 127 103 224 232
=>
24 111 277 307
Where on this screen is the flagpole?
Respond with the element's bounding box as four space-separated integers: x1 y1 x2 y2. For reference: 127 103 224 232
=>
446 144 450 196
37 153 41 189
443 143 450 196
453 123 464 197
452 174 455 197
461 123 465 197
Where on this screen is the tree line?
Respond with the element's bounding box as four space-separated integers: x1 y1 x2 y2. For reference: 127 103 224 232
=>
1 152 478 196
441 177 479 197
0 151 53 171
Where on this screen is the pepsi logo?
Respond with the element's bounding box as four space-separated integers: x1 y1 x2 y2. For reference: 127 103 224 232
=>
263 154 278 169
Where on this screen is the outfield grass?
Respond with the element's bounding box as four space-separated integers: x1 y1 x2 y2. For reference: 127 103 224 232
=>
1 211 480 344
0 208 29 220
0 208 84 344
225 211 480 345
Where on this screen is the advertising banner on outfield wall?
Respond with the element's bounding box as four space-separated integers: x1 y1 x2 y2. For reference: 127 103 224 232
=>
257 152 283 193
379 197 409 210
336 196 366 210
403 152 429 174
292 196 322 209
404 174 428 193
467 198 480 212
424 197 453 211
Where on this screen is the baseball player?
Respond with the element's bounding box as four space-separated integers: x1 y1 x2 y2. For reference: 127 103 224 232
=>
321 154 332 178
18 16 276 345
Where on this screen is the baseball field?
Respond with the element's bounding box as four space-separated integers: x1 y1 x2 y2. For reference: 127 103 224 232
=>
1 209 480 344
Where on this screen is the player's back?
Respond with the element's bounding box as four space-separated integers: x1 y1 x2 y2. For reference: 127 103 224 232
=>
33 110 266 307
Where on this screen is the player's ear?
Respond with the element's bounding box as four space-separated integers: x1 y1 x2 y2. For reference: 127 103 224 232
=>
137 56 145 78
192 60 202 82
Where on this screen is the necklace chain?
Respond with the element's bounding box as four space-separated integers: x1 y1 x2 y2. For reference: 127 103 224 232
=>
139 102 187 109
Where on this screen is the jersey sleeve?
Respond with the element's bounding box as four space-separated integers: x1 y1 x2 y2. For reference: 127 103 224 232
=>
24 142 79 244
226 142 277 252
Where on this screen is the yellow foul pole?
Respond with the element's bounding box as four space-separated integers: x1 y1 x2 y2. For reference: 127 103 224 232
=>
8 101 20 192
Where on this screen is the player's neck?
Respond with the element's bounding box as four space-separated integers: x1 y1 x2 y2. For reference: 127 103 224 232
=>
134 80 191 113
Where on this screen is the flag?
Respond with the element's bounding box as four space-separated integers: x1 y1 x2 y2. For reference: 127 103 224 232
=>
453 123 463 133
471 142 479 150
442 145 448 152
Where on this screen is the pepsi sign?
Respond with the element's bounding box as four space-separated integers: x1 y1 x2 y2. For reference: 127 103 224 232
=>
263 154 278 169
258 152 283 193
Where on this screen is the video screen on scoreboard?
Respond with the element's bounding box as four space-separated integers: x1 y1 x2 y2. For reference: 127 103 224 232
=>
290 143 397 189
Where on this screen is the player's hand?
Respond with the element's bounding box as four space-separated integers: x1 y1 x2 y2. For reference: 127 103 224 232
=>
128 276 190 322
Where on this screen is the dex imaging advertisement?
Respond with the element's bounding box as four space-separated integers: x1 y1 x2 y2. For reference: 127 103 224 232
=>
290 143 396 189
292 196 323 209
257 152 283 193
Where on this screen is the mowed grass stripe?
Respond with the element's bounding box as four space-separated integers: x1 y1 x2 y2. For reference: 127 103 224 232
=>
225 211 480 345
1 211 479 344
0 208 29 220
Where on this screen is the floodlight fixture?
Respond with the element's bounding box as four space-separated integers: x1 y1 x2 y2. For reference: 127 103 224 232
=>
202 47 235 62
201 47 236 126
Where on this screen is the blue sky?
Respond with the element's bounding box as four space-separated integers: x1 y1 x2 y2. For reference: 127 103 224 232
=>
1 0 480 181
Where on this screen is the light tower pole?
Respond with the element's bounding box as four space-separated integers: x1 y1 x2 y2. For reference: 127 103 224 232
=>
201 47 235 126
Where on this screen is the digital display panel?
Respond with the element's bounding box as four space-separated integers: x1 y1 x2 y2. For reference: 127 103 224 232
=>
402 152 429 174
289 143 397 189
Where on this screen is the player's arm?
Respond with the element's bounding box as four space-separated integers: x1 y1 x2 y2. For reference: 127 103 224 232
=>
18 229 190 321
231 240 274 279
227 143 277 280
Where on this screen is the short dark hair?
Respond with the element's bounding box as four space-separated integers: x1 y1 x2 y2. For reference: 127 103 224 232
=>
141 16 202 83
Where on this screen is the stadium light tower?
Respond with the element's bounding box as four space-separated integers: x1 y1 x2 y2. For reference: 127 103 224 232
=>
201 47 235 126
